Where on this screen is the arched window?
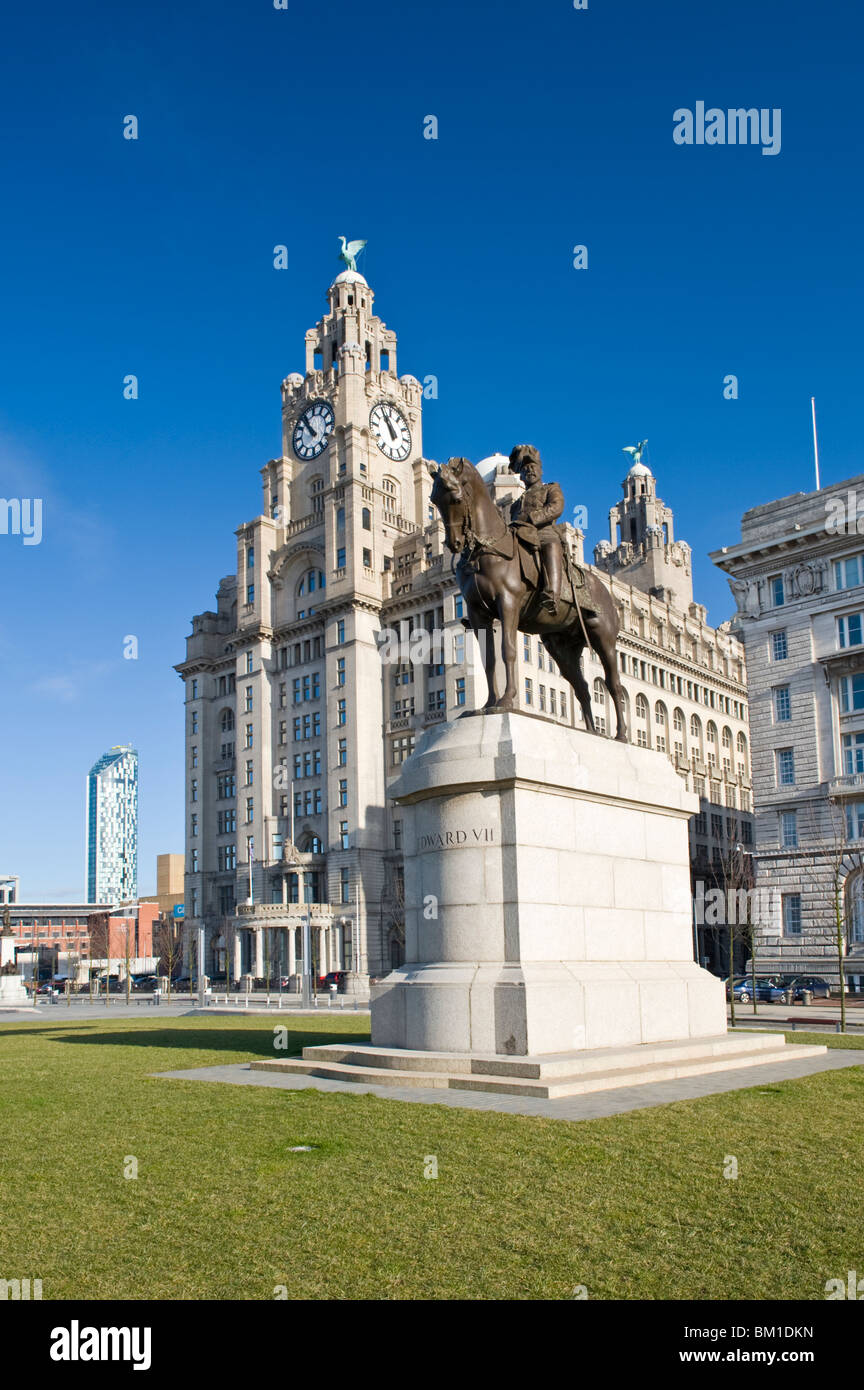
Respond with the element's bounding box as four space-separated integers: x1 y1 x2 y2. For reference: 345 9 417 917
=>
722 726 732 750
737 732 747 756
382 477 399 515
672 707 686 758
706 722 718 767
220 709 234 732
592 678 608 735
634 693 650 747
310 476 324 513
297 569 325 597
655 702 668 753
300 834 323 854
362 506 371 530
846 873 864 944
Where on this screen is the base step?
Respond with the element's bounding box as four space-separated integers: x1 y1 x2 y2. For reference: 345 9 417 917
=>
249 1033 828 1099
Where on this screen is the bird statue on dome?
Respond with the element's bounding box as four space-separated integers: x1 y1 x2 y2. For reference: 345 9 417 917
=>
623 440 648 466
338 237 367 274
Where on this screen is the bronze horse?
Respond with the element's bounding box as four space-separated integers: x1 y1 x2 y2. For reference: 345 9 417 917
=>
428 457 627 740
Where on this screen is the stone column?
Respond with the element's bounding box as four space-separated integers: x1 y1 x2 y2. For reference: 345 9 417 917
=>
287 925 296 975
317 925 327 979
254 928 264 977
233 932 242 982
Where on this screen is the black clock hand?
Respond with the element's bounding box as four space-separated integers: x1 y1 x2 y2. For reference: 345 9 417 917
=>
384 409 397 440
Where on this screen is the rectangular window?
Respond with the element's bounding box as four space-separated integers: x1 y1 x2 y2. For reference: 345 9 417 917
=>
279 683 287 708
781 810 798 848
427 689 445 712
337 620 345 644
840 674 864 713
455 597 464 619
770 575 784 607
362 548 372 567
337 738 347 766
523 634 531 662
560 692 567 720
550 689 557 716
338 779 348 807
337 699 346 726
247 584 254 604
279 720 287 744
453 634 465 664
293 678 301 704
245 797 253 823
393 820 402 850
539 685 546 712
191 711 198 734
313 712 321 736
782 893 802 936
314 788 322 814
337 658 346 687
245 760 253 785
190 848 199 873
245 685 253 713
776 747 795 786
838 613 864 648
340 867 350 904
245 652 253 674
245 723 253 748
336 547 346 568
771 630 788 661
190 778 198 802
455 677 466 707
835 555 864 590
846 802 864 840
191 746 198 768
190 813 198 837
340 821 349 850
293 717 302 741
190 679 199 699
773 686 791 722
842 732 864 775
525 678 533 706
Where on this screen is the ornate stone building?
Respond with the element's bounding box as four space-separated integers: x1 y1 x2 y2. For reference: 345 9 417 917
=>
176 265 752 988
712 476 864 989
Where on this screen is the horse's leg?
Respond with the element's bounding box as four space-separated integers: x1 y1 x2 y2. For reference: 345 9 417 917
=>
494 592 520 710
591 621 628 743
543 632 595 733
477 620 497 709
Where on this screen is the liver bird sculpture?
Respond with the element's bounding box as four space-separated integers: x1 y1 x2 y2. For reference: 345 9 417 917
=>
338 237 367 273
622 440 648 466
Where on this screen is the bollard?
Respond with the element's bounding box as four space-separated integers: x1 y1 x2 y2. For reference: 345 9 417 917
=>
836 1022 842 1034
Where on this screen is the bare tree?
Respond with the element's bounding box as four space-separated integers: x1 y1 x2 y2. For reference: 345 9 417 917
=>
801 795 855 1032
154 915 184 999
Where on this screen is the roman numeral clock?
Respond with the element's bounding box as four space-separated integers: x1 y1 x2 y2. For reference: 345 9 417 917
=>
292 400 335 460
369 401 411 462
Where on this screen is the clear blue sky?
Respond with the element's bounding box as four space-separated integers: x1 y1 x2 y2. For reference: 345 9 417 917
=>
1 0 862 899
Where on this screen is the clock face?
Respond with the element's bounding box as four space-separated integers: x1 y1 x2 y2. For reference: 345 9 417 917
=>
292 401 334 460
370 402 411 462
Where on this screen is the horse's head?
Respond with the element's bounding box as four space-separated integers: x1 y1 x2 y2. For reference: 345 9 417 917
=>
427 457 475 554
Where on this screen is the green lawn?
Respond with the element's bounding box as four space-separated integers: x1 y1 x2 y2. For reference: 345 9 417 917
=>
1 1014 863 1301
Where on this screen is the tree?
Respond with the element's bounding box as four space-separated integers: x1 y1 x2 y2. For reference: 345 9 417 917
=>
705 809 756 1027
802 794 856 1032
153 915 184 999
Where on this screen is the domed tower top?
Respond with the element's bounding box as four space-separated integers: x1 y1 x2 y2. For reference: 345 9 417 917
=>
593 446 692 611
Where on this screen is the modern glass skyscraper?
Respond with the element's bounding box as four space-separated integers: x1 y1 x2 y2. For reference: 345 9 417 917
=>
86 746 138 903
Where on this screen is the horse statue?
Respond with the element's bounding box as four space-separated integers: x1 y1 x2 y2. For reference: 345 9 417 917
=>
428 455 627 740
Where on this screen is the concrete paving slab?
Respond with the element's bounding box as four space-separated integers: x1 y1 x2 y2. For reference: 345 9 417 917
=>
153 1047 864 1123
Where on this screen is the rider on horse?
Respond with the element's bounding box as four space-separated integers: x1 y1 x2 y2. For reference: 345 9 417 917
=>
508 444 565 617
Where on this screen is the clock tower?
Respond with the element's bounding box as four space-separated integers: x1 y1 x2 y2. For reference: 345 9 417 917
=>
178 255 431 991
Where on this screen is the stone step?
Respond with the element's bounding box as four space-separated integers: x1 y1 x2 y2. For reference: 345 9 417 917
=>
249 1040 827 1099
298 1031 789 1079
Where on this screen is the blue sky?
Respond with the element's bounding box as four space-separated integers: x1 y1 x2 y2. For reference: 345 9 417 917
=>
1 0 862 899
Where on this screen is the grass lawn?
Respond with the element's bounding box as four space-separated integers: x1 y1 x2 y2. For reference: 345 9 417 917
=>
1 1014 863 1301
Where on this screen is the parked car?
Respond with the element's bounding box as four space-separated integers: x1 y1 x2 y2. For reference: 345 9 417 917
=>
131 975 160 992
320 971 347 993
783 975 831 1001
726 977 788 1004
35 981 60 996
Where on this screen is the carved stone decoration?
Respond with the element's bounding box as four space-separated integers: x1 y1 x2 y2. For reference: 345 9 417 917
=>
728 577 759 619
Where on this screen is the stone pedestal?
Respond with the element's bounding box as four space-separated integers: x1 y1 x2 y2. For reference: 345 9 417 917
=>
250 716 825 1095
371 712 726 1056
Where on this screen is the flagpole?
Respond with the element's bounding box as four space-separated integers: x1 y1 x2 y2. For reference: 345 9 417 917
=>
811 397 821 491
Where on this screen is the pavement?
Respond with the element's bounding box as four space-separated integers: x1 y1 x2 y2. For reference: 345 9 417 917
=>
154 1045 864 1123
0 996 369 1021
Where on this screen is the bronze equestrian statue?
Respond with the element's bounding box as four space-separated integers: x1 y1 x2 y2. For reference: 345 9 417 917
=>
428 448 627 740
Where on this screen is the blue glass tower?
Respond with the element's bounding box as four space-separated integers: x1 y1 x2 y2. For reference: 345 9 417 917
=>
86 746 138 903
